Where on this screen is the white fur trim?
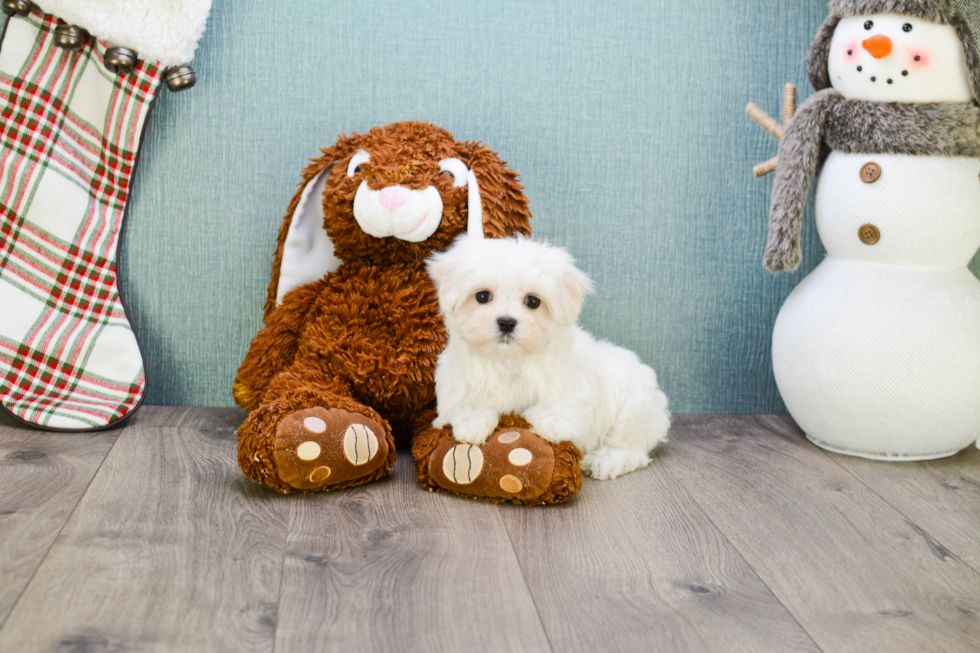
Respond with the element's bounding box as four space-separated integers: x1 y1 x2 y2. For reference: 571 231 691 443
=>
33 0 212 66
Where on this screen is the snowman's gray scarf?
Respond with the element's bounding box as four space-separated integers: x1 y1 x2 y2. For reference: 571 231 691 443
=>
764 89 980 272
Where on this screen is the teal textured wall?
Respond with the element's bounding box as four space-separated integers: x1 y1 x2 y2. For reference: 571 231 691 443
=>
66 0 980 412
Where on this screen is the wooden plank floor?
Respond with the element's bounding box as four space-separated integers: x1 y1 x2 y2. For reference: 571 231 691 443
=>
1 409 978 652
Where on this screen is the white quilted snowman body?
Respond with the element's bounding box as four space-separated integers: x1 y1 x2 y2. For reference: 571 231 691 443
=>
771 12 980 458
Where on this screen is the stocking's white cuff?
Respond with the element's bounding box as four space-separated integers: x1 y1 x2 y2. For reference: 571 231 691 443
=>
33 0 212 66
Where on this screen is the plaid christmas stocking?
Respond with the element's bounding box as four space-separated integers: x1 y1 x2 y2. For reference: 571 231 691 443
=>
0 2 209 430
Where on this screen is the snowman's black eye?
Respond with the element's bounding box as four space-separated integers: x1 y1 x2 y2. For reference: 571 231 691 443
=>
476 291 491 304
903 23 913 32
865 20 874 30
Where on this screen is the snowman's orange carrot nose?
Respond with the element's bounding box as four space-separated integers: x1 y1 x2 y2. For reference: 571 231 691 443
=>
863 35 893 59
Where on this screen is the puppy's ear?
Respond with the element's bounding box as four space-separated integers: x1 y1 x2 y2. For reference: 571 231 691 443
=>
455 141 532 239
550 262 595 327
425 247 464 315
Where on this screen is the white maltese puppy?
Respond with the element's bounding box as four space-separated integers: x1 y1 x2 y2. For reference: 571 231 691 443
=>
426 235 670 480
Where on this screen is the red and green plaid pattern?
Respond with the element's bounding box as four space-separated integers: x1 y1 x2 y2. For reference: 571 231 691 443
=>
0 8 162 429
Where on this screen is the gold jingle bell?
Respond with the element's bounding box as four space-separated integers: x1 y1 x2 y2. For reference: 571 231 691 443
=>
165 66 197 92
1 0 31 16
53 25 89 51
104 47 137 74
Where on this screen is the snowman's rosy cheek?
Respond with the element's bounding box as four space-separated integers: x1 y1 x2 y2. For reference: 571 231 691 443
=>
844 42 860 61
908 51 930 69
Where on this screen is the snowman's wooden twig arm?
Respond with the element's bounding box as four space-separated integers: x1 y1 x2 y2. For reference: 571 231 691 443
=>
746 104 786 140
765 88 843 273
783 84 797 126
753 156 780 178
746 83 797 178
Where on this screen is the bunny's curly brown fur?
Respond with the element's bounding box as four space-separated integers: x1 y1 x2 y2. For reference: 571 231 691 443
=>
233 121 581 502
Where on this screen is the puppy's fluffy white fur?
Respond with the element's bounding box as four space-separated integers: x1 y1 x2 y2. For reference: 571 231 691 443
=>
427 235 670 480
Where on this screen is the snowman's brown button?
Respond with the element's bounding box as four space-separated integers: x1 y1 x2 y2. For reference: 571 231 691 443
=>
858 224 881 245
860 162 881 183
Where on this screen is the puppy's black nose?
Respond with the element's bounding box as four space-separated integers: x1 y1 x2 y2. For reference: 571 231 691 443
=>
497 317 517 334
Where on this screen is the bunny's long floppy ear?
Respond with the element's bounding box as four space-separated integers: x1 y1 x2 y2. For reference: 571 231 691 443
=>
438 156 487 238
263 145 347 319
272 166 340 305
466 169 484 238
457 141 532 239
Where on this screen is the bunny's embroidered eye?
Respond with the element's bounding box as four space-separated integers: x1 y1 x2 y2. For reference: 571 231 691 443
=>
476 291 492 304
347 150 370 177
438 158 469 188
903 23 913 32
524 295 541 309
864 21 874 30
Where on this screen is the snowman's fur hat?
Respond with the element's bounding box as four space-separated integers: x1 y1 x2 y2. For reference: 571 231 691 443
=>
831 0 958 23
808 0 980 103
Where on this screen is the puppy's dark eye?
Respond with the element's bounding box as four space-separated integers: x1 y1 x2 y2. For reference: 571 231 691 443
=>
524 295 541 309
353 165 363 175
476 291 491 304
864 20 874 30
903 23 913 32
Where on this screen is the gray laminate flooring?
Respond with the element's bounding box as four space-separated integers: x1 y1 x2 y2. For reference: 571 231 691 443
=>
1 409 978 652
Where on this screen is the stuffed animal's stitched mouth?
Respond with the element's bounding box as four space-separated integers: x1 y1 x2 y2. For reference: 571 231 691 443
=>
352 182 443 242
397 214 429 237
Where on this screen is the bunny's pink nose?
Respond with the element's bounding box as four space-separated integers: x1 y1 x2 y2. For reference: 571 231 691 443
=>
379 186 410 213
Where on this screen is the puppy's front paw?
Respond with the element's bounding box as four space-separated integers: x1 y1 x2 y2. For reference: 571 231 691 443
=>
524 406 581 445
447 410 499 446
582 448 651 480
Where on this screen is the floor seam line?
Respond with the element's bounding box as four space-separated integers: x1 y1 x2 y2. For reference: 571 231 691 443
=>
812 444 980 579
0 430 121 633
656 423 826 653
497 505 557 653
271 496 293 653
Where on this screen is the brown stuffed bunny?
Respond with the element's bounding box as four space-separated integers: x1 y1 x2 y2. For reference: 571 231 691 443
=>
233 121 582 504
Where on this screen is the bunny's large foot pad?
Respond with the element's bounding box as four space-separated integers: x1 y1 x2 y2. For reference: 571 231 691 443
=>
272 408 391 491
239 401 395 494
413 416 582 505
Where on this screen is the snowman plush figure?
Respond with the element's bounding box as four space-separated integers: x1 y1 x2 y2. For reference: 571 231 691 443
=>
764 0 980 459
